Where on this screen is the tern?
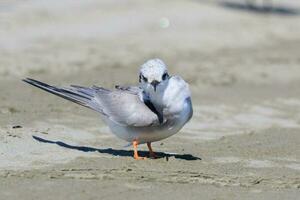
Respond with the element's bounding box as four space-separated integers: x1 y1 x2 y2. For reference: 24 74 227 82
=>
23 59 193 160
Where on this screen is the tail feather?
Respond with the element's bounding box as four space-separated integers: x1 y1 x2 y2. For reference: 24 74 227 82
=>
23 78 100 111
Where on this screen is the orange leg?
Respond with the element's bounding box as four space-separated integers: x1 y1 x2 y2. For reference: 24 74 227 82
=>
147 142 157 158
133 140 146 160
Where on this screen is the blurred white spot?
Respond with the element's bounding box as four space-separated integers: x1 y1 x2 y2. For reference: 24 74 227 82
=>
159 17 170 28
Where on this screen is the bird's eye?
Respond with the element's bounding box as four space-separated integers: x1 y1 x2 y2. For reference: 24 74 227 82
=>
162 73 169 80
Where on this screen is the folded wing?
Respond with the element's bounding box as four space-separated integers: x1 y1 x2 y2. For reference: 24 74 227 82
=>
23 78 159 127
95 87 159 126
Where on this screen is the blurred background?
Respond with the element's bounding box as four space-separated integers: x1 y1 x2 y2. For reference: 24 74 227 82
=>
1 0 300 89
1 1 300 199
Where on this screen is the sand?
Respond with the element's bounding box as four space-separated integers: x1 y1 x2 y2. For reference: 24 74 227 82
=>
0 0 300 199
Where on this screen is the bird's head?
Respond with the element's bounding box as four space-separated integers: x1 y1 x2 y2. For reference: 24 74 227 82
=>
139 58 170 92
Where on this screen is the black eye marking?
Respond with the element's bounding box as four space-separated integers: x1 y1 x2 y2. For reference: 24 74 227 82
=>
139 74 148 82
162 72 169 80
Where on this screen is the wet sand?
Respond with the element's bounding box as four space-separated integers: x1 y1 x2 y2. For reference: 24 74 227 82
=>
0 0 300 199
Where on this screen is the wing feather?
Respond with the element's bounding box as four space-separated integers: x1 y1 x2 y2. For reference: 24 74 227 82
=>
95 90 159 126
23 78 159 127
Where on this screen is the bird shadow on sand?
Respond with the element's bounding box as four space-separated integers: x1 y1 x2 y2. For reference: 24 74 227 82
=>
32 135 201 161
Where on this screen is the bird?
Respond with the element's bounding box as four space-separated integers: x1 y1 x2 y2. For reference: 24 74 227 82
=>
23 58 193 160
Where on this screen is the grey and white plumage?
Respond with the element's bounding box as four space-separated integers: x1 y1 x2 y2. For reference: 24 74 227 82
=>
23 58 193 158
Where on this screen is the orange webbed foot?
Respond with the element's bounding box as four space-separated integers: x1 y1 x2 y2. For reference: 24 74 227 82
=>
134 155 147 160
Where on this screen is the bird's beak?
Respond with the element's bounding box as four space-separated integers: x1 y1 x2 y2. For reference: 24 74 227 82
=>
151 80 160 92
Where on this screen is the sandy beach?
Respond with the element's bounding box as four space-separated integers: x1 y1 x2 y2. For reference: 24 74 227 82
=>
1 0 300 199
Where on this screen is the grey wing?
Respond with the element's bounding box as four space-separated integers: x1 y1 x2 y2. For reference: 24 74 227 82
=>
115 85 164 123
23 78 159 127
95 88 160 127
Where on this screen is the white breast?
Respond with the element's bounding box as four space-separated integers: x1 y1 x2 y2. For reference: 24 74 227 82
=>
149 76 191 117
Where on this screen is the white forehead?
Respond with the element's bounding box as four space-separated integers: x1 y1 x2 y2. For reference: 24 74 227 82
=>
140 59 167 79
